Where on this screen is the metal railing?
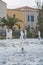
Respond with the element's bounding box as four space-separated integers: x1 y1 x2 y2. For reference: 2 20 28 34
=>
0 30 20 38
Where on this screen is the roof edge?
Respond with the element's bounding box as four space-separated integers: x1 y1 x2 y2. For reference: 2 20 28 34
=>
1 0 7 5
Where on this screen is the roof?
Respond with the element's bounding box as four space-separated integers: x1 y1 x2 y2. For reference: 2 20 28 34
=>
0 0 7 5
14 6 36 10
7 6 37 12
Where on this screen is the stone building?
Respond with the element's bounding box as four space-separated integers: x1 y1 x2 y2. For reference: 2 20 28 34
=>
7 6 38 31
0 0 7 18
0 0 7 30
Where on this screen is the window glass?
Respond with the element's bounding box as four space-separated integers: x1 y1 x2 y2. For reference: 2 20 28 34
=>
27 15 30 21
31 16 34 22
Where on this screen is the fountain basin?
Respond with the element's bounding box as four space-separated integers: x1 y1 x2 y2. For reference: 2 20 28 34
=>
0 39 43 65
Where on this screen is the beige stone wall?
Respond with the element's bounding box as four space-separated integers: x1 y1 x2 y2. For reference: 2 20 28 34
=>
7 9 25 30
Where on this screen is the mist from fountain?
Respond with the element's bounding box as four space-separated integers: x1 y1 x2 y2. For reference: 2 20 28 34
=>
20 29 27 39
20 30 24 39
38 31 41 40
6 28 12 39
24 29 27 39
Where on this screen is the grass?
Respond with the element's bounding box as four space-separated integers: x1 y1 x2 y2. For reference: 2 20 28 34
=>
0 36 6 39
0 36 19 39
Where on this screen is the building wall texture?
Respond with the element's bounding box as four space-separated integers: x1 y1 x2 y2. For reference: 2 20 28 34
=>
7 9 25 30
0 0 7 18
25 10 38 29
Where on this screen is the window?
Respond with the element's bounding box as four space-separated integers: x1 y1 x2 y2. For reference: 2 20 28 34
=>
31 27 34 30
27 15 30 21
30 27 34 31
31 16 34 22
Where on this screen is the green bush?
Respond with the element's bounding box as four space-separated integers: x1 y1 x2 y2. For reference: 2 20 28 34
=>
27 32 38 38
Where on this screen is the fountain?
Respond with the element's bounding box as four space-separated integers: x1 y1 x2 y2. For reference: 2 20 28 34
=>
24 29 27 39
20 30 25 52
0 29 43 65
20 30 24 39
6 28 12 39
38 31 41 40
20 29 27 39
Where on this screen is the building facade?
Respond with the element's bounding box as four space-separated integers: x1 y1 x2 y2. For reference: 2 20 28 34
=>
7 9 25 30
0 0 7 18
0 0 7 30
7 6 38 30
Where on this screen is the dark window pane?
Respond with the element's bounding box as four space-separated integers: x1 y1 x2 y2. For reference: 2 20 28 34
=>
31 16 34 22
28 15 30 21
31 27 34 30
30 27 34 31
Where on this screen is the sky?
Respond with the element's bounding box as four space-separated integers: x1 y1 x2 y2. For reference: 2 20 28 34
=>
2 0 43 9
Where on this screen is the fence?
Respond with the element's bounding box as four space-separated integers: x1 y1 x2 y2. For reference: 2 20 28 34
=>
0 30 21 39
